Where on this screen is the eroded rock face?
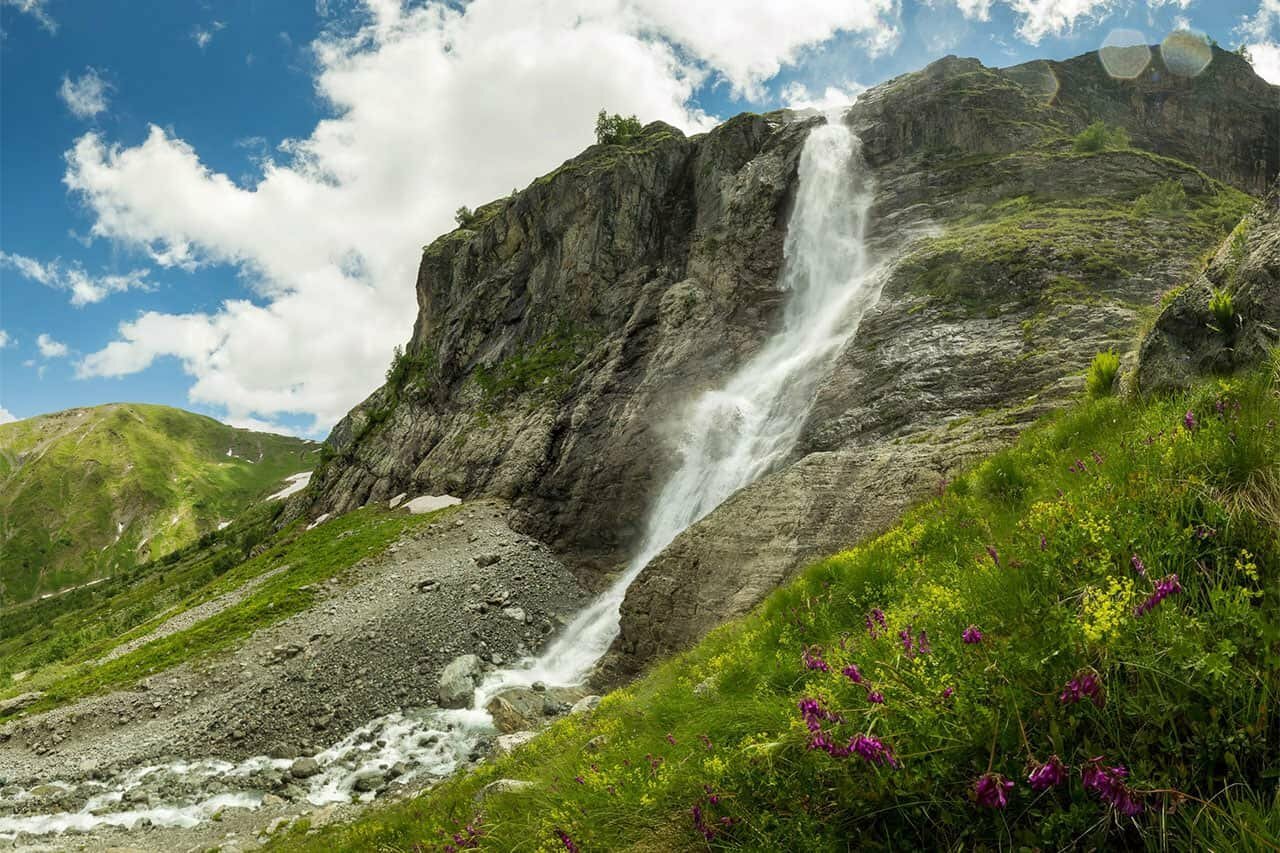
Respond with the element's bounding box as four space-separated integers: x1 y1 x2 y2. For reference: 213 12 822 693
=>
1136 181 1280 391
303 48 1278 677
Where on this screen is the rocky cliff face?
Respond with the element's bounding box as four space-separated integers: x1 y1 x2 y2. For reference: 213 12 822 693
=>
1136 178 1280 391
303 47 1278 677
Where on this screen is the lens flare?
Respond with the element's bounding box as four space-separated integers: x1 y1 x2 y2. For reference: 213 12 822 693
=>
1099 29 1152 80
1006 61 1060 106
1161 30 1213 77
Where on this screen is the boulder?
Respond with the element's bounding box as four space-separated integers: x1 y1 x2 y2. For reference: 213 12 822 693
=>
494 731 538 755
352 770 387 792
289 757 321 779
484 685 586 734
0 692 44 716
404 495 461 515
569 695 601 715
474 778 534 803
437 654 484 708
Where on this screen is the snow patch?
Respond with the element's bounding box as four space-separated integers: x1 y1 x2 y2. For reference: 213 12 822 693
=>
266 471 312 501
306 513 331 531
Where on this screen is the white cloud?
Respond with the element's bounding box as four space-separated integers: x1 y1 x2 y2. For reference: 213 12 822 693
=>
955 0 995 21
59 68 111 119
1007 0 1115 43
1147 0 1193 8
192 20 226 50
66 0 901 432
0 407 18 425
0 251 151 306
37 333 69 358
2 0 56 34
1243 40 1280 82
1238 0 1280 83
780 81 866 111
0 330 11 348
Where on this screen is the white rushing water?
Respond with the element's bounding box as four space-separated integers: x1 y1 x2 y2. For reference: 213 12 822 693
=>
479 113 879 695
2 115 885 841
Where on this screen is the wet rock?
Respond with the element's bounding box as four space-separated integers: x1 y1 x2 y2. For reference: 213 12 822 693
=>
485 686 586 733
289 757 321 779
437 654 484 708
569 695 601 715
353 770 387 792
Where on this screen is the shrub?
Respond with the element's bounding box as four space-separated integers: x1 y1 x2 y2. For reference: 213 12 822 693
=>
1133 179 1187 218
1073 120 1130 153
595 109 643 145
1085 350 1120 397
454 206 476 227
1209 288 1237 333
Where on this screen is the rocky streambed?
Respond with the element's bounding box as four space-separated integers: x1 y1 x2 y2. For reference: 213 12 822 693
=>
0 500 600 850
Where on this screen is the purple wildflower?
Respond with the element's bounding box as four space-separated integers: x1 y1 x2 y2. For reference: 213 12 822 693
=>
666 733 677 746
1134 573 1182 617
1130 553 1147 577
1091 450 1104 466
972 773 1014 809
866 690 886 705
1027 755 1067 791
1183 410 1197 431
842 664 863 684
555 829 580 852
1060 670 1105 708
849 734 899 767
798 697 839 732
916 629 932 655
962 625 983 644
574 775 585 785
698 733 713 751
899 628 914 654
866 608 888 639
941 686 954 700
985 545 1000 567
1040 533 1048 551
802 646 830 672
1081 757 1143 815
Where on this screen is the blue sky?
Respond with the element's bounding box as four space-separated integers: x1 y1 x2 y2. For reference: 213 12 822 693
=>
1 0 1276 436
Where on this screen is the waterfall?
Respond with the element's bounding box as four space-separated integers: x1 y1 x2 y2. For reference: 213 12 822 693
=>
479 114 879 698
0 115 887 842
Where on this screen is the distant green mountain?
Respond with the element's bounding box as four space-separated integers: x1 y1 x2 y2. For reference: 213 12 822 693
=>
0 403 317 605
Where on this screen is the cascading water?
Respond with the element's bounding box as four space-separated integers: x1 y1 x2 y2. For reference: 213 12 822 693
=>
479 113 878 696
0 114 886 841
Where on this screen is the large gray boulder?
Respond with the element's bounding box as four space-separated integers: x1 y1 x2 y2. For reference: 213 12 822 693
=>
437 654 483 709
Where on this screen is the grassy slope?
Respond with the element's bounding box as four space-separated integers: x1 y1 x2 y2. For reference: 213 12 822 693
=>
0 503 454 720
272 365 1280 851
0 403 317 604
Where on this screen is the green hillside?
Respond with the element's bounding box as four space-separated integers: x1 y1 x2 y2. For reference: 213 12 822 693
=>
0 403 317 605
273 362 1280 851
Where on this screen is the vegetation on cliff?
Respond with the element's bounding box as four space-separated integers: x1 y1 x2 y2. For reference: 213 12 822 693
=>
274 360 1280 851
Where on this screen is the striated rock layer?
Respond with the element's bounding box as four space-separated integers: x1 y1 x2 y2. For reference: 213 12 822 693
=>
301 47 1278 678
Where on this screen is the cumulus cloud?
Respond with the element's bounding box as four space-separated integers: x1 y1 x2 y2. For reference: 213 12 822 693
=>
947 0 1115 42
1237 0 1280 83
37 333 69 358
191 20 226 50
1147 0 1193 9
0 330 12 348
780 81 867 111
2 0 56 34
66 0 901 433
1007 0 1116 43
0 407 18 425
59 68 111 119
0 251 150 306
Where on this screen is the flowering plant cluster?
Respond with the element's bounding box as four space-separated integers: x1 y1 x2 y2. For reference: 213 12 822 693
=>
1134 573 1182 617
1060 670 1105 708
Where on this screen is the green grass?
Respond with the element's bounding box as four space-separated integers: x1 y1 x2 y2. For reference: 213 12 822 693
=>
269 366 1280 851
0 403 316 605
1086 350 1121 398
0 504 454 720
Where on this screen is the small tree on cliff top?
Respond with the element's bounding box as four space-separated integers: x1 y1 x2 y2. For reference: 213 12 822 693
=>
595 110 643 145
